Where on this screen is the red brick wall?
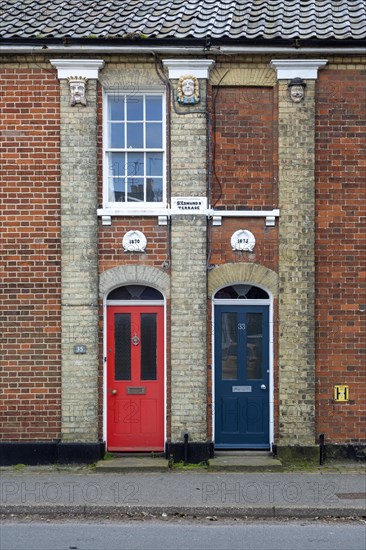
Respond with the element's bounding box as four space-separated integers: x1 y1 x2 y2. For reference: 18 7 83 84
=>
208 85 280 440
96 84 172 438
97 218 170 439
98 218 169 272
211 86 278 209
0 68 61 440
207 218 279 440
315 69 366 443
210 218 278 272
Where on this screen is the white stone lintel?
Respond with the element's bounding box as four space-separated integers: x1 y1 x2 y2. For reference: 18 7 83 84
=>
50 59 105 80
162 59 215 79
270 59 327 80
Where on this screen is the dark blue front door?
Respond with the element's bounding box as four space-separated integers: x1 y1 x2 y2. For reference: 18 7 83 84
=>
215 305 270 448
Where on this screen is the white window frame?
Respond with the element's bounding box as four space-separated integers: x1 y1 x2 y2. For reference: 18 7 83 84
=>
102 87 166 213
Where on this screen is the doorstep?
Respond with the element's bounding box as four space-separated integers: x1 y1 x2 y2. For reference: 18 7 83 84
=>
95 453 169 473
95 451 283 473
208 451 283 472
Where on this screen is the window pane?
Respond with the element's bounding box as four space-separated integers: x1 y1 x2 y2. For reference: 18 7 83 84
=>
109 152 125 177
109 96 124 121
106 93 164 205
126 152 144 177
146 123 162 148
109 123 125 148
114 314 131 380
141 314 157 380
146 96 162 120
108 285 164 300
109 177 126 202
127 178 144 202
214 285 269 299
127 123 143 148
146 178 162 202
246 313 263 380
127 96 143 120
146 153 163 176
221 312 238 380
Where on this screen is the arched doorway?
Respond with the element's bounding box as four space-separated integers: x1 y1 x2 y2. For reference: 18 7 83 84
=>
106 285 165 451
213 284 271 449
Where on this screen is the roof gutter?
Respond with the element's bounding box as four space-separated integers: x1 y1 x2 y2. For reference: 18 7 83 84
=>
0 44 365 55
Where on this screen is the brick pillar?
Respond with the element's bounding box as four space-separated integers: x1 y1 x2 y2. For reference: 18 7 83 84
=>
52 60 104 442
163 60 214 445
272 60 327 454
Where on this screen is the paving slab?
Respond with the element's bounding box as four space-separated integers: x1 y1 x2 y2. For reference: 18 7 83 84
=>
1 470 365 519
209 452 283 472
95 456 168 473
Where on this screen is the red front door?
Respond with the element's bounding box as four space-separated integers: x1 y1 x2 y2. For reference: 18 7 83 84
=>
107 305 164 451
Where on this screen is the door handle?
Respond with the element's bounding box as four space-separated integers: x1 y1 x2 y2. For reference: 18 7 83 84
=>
260 384 266 390
111 389 117 395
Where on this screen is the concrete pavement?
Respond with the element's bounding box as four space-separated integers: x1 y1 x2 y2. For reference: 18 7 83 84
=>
1 459 365 519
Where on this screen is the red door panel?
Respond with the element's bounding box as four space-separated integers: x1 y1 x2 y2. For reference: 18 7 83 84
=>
107 306 164 451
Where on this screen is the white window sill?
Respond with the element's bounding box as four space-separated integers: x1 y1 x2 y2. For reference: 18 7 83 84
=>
97 207 169 217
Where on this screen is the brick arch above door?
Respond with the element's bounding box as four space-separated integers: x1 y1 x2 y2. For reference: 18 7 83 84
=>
208 263 278 298
99 265 170 299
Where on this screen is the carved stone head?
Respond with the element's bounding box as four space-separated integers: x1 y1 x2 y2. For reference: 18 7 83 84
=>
288 77 306 103
67 76 88 106
177 75 200 104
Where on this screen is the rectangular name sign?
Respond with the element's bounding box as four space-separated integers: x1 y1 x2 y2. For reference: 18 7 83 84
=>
171 197 207 213
232 386 252 393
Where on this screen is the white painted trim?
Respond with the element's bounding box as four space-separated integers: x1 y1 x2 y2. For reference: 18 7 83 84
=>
98 207 169 216
106 300 164 306
103 298 167 450
213 299 270 306
104 84 165 93
211 283 274 449
97 207 280 218
270 59 328 80
50 59 105 79
162 59 215 79
210 209 280 218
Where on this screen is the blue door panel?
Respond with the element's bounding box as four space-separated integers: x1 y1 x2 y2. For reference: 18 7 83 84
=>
215 305 270 448
221 398 239 433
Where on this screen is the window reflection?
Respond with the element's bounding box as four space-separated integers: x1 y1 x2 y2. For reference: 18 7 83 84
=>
107 94 164 205
246 313 263 379
221 312 238 380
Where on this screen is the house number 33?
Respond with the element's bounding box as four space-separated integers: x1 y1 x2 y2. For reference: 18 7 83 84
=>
238 323 246 330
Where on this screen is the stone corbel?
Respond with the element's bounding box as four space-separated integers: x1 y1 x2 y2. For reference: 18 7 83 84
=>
162 59 215 80
50 59 105 106
162 59 215 106
270 59 328 80
271 60 327 104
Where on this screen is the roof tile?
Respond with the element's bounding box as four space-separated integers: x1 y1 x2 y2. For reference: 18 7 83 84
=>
0 0 365 40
